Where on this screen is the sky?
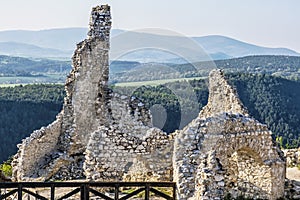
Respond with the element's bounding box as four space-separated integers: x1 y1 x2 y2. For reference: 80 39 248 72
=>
0 0 299 52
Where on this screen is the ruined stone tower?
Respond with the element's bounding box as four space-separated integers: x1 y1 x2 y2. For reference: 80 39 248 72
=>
12 4 286 200
12 4 113 181
12 4 172 182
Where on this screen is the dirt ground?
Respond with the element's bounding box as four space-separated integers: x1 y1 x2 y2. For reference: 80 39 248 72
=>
286 167 300 181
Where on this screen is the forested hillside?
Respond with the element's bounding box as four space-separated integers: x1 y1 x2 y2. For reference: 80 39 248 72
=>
0 85 64 162
227 73 300 148
0 55 70 75
172 55 300 81
1 73 300 162
219 55 300 79
128 74 300 149
111 55 300 83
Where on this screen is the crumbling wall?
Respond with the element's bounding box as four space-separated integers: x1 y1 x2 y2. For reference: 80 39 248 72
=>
199 70 248 118
11 4 287 200
59 5 112 154
84 93 173 182
12 5 113 181
173 70 286 200
195 150 225 199
285 179 300 199
283 148 300 167
12 4 173 183
12 114 62 181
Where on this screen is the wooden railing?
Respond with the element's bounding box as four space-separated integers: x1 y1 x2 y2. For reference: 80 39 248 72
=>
0 181 176 200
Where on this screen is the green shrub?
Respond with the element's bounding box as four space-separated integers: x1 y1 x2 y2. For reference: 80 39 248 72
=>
0 157 13 177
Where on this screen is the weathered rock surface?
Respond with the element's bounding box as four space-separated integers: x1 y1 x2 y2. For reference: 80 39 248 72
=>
285 178 300 199
284 148 300 167
173 70 286 200
84 93 174 182
12 5 114 181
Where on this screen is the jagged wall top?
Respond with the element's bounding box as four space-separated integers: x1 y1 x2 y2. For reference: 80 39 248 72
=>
87 5 112 41
199 69 249 118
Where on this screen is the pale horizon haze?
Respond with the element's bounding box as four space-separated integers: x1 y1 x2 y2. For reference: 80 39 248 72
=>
0 0 299 52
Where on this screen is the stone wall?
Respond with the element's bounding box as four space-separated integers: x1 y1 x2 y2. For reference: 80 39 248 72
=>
88 5 111 40
59 5 112 154
12 114 62 181
199 70 248 118
173 70 286 200
84 93 174 182
283 148 300 167
12 4 173 183
195 150 225 199
12 5 113 181
285 179 300 199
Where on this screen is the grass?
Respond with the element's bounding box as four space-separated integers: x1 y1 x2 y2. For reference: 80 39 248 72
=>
114 76 205 87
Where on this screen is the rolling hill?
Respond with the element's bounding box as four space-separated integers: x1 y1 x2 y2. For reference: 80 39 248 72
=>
193 35 300 58
0 28 298 61
1 54 300 84
0 28 87 50
0 42 72 58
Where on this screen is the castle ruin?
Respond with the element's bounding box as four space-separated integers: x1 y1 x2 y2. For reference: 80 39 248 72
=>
12 5 286 199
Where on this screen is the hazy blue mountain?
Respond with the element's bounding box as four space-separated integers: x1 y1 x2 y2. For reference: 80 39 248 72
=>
110 31 299 62
0 28 124 50
0 42 72 58
0 28 299 61
193 35 300 58
0 28 87 50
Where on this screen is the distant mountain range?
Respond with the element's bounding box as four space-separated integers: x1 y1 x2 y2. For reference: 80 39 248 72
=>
193 35 300 58
0 42 72 59
0 28 299 62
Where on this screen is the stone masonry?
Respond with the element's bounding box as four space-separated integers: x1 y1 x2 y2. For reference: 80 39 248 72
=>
283 148 300 167
12 5 113 181
12 4 173 183
173 70 286 199
12 4 286 200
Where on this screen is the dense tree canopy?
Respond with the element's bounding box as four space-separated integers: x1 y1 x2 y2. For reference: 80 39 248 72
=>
227 73 300 148
0 84 64 162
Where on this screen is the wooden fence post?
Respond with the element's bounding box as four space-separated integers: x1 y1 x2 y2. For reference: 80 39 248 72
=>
18 184 22 200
